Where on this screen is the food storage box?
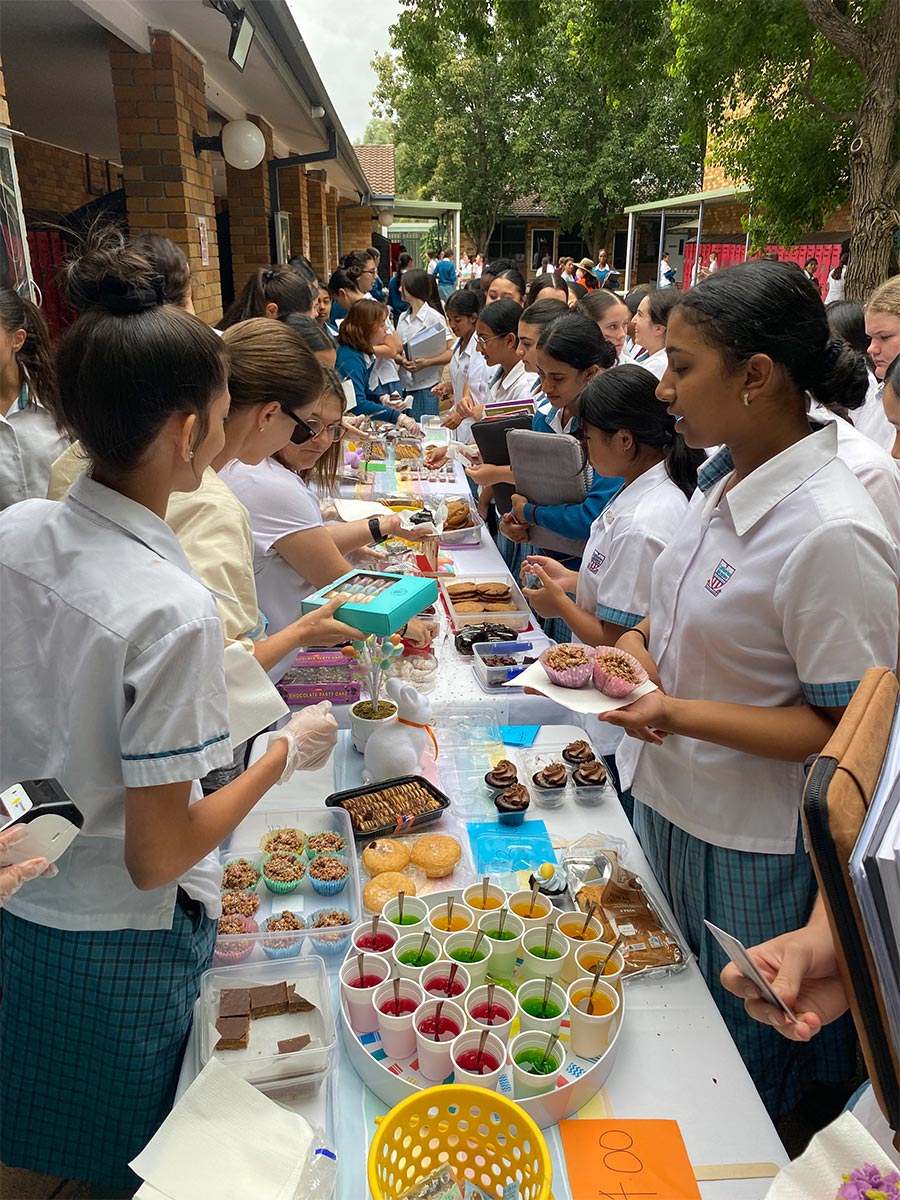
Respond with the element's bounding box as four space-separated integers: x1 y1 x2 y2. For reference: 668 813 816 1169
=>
436 494 483 548
300 570 438 637
391 439 423 463
199 956 335 1092
325 774 451 840
275 650 360 708
440 573 533 633
472 641 536 689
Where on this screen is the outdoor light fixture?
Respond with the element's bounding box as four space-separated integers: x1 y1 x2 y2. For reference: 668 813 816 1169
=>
193 119 267 169
206 0 255 71
377 209 395 228
311 103 326 120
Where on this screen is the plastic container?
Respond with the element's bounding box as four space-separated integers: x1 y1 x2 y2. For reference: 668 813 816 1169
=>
419 959 471 1002
555 910 606 985
199 956 334 1092
437 495 483 548
443 930 494 988
325 775 451 841
525 750 570 810
367 1084 552 1200
463 984 515 1044
509 1031 567 1100
507 888 555 931
472 640 536 689
573 940 626 993
519 926 568 983
340 953 393 1034
440 573 533 633
275 651 360 709
476 908 524 979
373 978 424 1059
567 978 620 1058
450 1028 507 1090
426 900 474 945
516 978 568 1036
392 930 441 982
413 997 467 1081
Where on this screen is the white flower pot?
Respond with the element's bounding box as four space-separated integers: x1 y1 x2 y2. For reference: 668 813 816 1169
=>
349 699 398 753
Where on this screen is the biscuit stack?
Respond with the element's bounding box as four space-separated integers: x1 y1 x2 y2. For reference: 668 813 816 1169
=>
446 580 517 614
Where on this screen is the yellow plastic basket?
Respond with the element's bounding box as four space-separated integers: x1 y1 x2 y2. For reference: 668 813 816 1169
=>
367 1083 553 1200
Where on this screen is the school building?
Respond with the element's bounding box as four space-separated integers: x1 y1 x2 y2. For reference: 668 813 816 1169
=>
0 0 413 329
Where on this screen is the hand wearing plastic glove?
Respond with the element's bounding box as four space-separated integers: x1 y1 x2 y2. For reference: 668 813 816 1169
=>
0 825 57 906
269 701 339 784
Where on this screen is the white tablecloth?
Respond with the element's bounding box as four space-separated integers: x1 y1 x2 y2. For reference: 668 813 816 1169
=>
179 725 787 1199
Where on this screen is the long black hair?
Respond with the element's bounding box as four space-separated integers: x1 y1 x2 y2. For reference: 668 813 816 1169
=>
478 297 523 339
0 288 58 420
579 364 704 500
826 300 869 356
537 311 616 370
644 287 680 328
445 289 483 318
678 259 868 412
519 297 569 332
219 265 314 329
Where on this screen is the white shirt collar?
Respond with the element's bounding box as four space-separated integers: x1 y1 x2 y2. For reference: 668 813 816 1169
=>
607 459 670 515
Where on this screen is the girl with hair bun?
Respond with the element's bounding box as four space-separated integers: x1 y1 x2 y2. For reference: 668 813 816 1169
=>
218 263 315 330
826 298 893 450
0 238 347 1191
602 259 899 1118
0 287 66 509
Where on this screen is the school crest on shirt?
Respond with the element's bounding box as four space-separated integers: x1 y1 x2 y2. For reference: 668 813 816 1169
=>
588 550 606 575
705 558 735 596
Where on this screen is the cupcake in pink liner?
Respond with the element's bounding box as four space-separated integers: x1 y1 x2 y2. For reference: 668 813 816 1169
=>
213 914 259 965
592 646 648 698
539 644 593 688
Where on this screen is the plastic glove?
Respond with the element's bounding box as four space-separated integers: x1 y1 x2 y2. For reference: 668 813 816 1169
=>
0 825 56 905
269 701 338 783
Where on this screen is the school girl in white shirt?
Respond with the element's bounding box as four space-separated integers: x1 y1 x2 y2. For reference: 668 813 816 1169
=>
631 287 679 380
432 289 491 441
521 364 704 778
0 239 340 1192
826 299 895 450
577 289 632 362
0 288 68 510
603 260 900 1119
396 268 452 419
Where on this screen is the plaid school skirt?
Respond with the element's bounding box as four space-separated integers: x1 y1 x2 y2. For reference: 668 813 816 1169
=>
633 799 857 1117
0 893 216 1190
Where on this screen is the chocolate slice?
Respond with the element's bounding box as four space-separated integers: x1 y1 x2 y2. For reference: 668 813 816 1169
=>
277 1034 312 1054
249 982 288 1019
215 1015 250 1050
287 984 315 1013
218 988 250 1019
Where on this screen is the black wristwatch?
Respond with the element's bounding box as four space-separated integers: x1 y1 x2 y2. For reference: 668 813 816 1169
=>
368 516 388 545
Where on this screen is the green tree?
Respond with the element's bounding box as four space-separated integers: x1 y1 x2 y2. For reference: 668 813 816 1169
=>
355 116 396 146
664 0 900 298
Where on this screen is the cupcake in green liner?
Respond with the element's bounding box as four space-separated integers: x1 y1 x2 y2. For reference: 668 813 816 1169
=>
262 851 306 894
221 857 261 892
307 852 349 896
261 910 306 960
259 827 306 855
213 914 258 965
306 908 352 956
305 831 347 859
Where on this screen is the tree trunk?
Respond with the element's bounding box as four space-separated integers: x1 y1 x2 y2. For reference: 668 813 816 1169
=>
468 218 497 258
845 61 900 300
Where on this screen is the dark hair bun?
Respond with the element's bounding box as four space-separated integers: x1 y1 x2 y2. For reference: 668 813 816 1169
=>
815 342 869 412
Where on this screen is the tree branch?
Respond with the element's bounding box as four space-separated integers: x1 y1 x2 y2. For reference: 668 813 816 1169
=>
802 56 859 123
801 0 870 68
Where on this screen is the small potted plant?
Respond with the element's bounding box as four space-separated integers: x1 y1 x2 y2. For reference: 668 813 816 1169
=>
343 635 405 751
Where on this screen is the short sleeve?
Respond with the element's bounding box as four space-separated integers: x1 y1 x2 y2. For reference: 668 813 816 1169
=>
233 467 323 557
777 520 899 706
596 524 665 628
120 617 231 786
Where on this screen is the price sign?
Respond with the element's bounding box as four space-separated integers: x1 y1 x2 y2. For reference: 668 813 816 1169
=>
560 1119 701 1200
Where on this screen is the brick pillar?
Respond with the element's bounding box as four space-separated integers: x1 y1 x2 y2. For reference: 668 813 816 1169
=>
0 52 9 127
306 171 328 277
225 115 274 295
277 163 311 262
109 31 222 323
326 186 339 274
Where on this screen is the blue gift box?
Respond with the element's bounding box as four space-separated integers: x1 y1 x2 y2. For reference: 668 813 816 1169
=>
299 570 438 637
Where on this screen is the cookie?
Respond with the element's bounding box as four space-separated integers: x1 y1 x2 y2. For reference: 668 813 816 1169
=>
363 871 418 914
477 583 512 600
447 582 478 599
410 834 462 879
362 838 412 876
454 600 485 612
485 601 517 611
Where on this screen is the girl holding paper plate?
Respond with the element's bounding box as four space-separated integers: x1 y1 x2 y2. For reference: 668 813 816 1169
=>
601 260 900 1118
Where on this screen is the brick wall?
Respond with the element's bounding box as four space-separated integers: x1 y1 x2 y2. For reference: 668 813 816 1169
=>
325 186 338 274
225 115 273 293
14 136 119 216
0 54 8 127
306 171 328 277
702 162 734 191
277 164 311 260
338 204 377 256
109 30 222 323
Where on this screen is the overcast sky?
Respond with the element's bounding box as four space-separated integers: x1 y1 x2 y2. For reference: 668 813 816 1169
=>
286 0 402 142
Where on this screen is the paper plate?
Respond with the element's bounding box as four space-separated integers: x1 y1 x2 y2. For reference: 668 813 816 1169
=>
506 661 657 715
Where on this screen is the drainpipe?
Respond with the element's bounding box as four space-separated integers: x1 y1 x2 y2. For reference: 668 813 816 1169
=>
268 126 338 223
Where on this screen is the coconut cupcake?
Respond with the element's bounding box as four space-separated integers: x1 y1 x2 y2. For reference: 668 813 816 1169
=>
592 646 648 698
262 851 306 894
213 914 259 965
539 644 593 688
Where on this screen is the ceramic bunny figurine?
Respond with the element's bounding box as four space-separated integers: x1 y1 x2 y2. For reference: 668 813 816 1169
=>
363 677 435 784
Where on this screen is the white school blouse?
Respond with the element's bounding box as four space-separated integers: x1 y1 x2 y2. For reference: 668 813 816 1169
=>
396 303 450 391
854 372 895 452
576 462 689 753
0 382 69 511
490 360 540 404
219 458 325 682
449 333 491 441
0 475 232 931
808 408 900 547
618 424 900 855
640 347 668 380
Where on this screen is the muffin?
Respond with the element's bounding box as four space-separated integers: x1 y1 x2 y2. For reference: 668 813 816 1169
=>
213 914 259 965
262 851 306 894
410 834 462 879
592 646 648 699
307 852 349 895
573 759 608 787
484 759 518 790
562 739 596 766
306 907 353 956
306 831 347 858
261 910 305 960
494 783 530 826
221 858 261 892
362 838 411 876
259 827 305 855
220 890 260 918
540 644 593 688
532 762 567 790
363 871 418 914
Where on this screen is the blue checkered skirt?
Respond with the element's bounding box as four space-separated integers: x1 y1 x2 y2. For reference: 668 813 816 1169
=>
0 896 216 1190
408 387 439 420
633 799 857 1117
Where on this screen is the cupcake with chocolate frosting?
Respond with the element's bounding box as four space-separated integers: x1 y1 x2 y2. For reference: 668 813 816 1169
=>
573 759 608 787
532 762 567 790
494 783 530 826
484 759 518 790
562 739 595 766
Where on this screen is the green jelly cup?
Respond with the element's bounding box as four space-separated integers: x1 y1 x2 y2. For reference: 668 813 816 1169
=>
262 851 306 894
443 930 494 988
476 908 524 979
519 926 568 983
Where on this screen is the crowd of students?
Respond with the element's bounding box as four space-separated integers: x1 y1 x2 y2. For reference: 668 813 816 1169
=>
2 229 900 1189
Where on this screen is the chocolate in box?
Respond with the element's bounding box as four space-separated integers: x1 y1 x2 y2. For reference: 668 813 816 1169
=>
276 651 360 708
299 570 438 637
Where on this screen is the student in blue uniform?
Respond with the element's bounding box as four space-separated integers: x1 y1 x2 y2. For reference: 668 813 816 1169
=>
336 299 419 429
0 236 342 1192
433 248 458 302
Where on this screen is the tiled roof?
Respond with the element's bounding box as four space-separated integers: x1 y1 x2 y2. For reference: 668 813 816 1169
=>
508 194 553 217
353 144 395 196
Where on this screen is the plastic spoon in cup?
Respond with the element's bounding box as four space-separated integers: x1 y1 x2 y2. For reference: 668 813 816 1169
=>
416 929 431 967
539 1032 560 1074
543 923 553 959
357 952 365 985
580 902 598 939
398 891 406 925
434 1000 444 1042
598 932 624 978
486 981 496 1021
476 1028 489 1073
528 878 540 916
445 896 454 929
541 975 552 1019
497 907 508 938
372 914 381 945
445 962 460 997
393 977 401 1013
470 928 487 961
581 959 610 1014
482 875 489 909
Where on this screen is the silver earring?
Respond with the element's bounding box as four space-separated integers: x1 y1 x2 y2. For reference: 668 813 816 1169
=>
259 425 265 432
742 392 750 407
189 450 194 460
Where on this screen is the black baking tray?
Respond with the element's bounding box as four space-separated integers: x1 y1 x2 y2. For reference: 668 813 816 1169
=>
324 775 451 839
